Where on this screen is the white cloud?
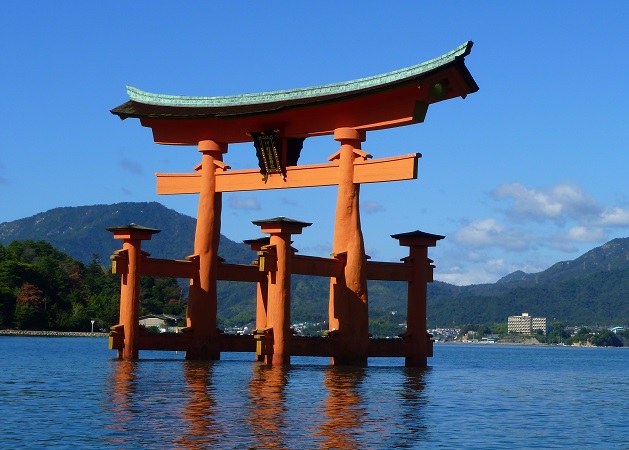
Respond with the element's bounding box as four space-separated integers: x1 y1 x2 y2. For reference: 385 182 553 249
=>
596 207 629 227
566 226 608 242
436 246 552 285
485 180 629 250
229 196 261 211
546 238 578 252
453 218 535 251
438 181 629 285
438 259 511 285
492 182 600 224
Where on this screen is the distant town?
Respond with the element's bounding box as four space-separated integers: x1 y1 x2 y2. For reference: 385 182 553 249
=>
138 312 628 348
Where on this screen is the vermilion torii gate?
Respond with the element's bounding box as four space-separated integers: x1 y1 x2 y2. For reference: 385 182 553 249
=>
108 42 478 366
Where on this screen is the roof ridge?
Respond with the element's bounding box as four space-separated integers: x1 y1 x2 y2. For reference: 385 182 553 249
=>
127 42 473 108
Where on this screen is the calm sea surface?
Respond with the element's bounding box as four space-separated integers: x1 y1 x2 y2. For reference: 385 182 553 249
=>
0 337 627 449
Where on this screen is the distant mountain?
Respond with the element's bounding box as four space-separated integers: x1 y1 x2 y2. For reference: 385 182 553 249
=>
2 202 628 327
427 238 629 326
0 202 255 265
497 238 629 287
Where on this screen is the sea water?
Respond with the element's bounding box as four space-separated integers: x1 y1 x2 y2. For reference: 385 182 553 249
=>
0 337 627 449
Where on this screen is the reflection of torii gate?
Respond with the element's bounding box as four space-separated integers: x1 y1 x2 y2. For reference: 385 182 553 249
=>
107 42 478 366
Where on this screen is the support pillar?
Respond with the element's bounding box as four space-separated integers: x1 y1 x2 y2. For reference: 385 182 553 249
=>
253 217 311 364
186 140 228 360
329 127 369 366
107 224 160 360
392 230 444 367
244 237 270 362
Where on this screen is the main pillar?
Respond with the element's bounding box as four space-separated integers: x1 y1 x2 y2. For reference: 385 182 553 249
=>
107 224 160 360
329 127 369 366
253 217 311 364
186 140 227 360
392 230 444 367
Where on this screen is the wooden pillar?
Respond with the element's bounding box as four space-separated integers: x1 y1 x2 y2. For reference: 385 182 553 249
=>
407 245 429 366
186 140 227 360
107 224 160 360
253 217 311 365
392 230 444 367
329 127 369 366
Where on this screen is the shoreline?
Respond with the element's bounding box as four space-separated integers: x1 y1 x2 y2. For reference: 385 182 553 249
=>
0 329 109 338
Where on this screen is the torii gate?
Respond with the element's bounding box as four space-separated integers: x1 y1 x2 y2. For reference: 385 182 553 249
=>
108 42 478 366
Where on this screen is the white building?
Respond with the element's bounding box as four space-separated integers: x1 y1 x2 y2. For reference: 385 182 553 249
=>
139 314 181 332
508 313 547 335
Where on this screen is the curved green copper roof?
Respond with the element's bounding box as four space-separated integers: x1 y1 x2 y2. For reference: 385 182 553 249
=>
126 42 474 108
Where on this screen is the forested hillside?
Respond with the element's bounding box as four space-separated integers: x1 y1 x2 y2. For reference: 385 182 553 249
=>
2 203 628 328
0 240 182 331
427 239 629 326
0 202 254 265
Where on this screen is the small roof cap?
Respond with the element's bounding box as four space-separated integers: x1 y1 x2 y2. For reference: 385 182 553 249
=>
243 237 271 245
106 223 161 234
391 230 445 241
252 216 312 227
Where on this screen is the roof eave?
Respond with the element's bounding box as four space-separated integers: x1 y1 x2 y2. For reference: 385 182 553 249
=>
111 41 478 120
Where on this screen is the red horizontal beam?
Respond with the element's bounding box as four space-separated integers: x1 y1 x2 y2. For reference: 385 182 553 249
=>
156 153 419 194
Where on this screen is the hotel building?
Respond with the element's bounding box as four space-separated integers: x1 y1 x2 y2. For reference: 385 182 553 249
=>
508 313 547 335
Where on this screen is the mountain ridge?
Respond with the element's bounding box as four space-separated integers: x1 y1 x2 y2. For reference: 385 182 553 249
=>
0 202 255 265
2 202 628 326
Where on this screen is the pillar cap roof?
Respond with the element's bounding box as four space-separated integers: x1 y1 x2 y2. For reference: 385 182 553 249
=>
106 223 161 234
391 230 444 240
252 216 312 228
391 230 445 246
243 237 271 245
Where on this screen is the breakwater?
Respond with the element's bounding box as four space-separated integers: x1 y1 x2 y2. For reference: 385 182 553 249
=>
0 329 108 338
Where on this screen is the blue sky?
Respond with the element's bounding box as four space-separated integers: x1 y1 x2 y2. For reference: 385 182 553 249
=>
1 1 628 285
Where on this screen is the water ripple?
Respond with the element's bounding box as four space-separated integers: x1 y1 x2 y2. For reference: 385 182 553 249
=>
0 338 628 448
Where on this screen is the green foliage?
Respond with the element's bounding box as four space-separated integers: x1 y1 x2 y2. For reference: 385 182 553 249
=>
369 318 405 338
14 282 46 329
0 202 256 265
537 321 571 344
454 322 506 340
565 327 591 346
0 240 184 331
428 266 629 327
2 203 629 331
163 299 186 316
299 321 328 336
590 329 623 347
565 327 623 347
492 322 508 335
139 276 182 317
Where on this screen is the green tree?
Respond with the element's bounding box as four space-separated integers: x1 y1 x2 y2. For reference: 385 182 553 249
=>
163 298 186 316
492 322 508 335
544 321 570 344
591 329 622 347
0 285 15 326
14 282 46 329
369 318 405 338
140 276 182 316
0 241 188 331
